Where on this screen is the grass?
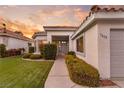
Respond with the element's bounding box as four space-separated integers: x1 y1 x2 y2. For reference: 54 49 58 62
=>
0 56 53 88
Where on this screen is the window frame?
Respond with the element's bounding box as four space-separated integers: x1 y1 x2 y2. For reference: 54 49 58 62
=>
76 34 85 53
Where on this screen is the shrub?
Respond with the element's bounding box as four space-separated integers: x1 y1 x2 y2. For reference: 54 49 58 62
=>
65 55 100 87
22 53 32 58
5 48 24 57
30 54 42 59
0 44 6 58
43 43 57 60
29 47 35 53
67 51 76 56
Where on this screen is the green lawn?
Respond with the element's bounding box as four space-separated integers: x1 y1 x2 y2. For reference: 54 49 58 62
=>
0 56 53 88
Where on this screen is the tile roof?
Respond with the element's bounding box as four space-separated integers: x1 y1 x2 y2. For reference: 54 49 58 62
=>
32 31 47 39
79 5 124 30
43 26 78 31
91 5 124 13
71 5 124 39
43 26 78 28
0 28 32 41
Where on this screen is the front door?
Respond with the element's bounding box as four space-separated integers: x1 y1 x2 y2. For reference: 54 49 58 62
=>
58 41 69 55
52 36 69 56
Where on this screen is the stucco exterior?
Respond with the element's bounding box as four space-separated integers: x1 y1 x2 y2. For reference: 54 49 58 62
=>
72 24 99 70
0 29 32 52
71 10 124 79
97 20 124 78
7 37 29 51
0 36 32 52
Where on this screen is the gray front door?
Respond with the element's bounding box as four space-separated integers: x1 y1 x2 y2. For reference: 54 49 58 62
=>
58 41 69 55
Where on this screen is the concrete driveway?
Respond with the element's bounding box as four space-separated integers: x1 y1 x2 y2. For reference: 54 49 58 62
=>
111 78 124 88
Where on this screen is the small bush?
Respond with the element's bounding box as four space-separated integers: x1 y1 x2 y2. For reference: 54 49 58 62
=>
29 47 35 53
22 53 32 58
65 55 100 87
30 54 42 59
67 51 76 56
0 44 6 58
43 43 57 60
5 48 24 57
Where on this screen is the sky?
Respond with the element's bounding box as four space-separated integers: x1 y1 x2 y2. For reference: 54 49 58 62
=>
0 5 91 38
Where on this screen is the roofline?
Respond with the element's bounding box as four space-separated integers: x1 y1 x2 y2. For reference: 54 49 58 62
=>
71 5 124 39
0 33 32 41
71 12 124 40
45 30 76 32
32 32 47 39
32 34 47 39
43 26 78 28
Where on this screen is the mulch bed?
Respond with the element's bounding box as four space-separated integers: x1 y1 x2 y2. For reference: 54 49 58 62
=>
100 79 117 86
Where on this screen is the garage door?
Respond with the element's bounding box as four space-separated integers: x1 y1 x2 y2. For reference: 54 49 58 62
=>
110 30 124 77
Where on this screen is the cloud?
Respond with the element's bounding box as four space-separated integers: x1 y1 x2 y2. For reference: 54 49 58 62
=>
29 6 88 26
0 6 89 38
74 8 89 21
0 17 42 38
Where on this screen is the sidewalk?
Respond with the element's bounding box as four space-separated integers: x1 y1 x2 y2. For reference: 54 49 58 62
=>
45 56 86 88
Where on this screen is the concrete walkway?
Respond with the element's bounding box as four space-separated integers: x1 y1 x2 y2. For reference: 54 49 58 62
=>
45 56 86 88
45 56 122 88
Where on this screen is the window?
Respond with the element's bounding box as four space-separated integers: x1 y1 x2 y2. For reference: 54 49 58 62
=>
76 36 84 52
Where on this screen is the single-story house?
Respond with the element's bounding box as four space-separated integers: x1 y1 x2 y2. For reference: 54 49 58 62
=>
32 26 78 55
33 5 124 79
0 28 33 52
71 5 124 79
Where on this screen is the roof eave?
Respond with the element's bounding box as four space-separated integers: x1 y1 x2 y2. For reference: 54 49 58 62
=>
71 12 124 40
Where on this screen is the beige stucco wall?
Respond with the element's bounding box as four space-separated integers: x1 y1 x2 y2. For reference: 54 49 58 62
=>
97 21 124 79
0 37 3 44
7 37 29 52
72 20 124 79
72 24 99 70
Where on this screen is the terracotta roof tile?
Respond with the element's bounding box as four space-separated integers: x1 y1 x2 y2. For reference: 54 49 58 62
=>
32 31 47 39
91 5 124 13
0 28 32 41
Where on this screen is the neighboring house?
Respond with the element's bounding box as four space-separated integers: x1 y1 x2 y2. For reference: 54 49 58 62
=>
0 28 33 52
32 26 78 55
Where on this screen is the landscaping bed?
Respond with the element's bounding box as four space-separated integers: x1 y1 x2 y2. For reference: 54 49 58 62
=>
0 56 53 88
65 55 100 87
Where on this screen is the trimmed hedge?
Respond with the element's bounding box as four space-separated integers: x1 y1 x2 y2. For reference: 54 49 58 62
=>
67 51 76 56
22 53 32 58
29 47 35 53
0 44 6 58
65 55 100 87
43 43 57 60
5 48 24 57
30 54 42 59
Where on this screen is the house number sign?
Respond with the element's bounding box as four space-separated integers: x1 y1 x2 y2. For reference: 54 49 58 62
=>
100 33 107 39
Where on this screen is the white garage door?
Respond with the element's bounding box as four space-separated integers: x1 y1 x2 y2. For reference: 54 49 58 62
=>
110 30 124 77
